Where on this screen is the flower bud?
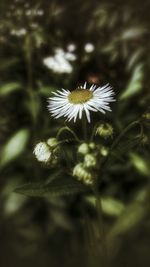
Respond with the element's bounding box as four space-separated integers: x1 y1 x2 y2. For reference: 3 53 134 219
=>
47 137 58 148
73 163 93 185
78 143 89 155
33 142 51 163
99 146 109 157
89 142 96 150
84 154 97 168
96 123 113 139
142 113 150 121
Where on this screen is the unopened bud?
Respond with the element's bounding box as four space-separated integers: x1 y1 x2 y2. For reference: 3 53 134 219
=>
84 154 97 168
78 143 89 155
96 123 113 139
47 137 58 148
100 146 109 157
89 142 96 150
73 163 93 185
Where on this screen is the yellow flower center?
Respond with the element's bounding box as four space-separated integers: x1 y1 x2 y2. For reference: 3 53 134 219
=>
68 89 93 104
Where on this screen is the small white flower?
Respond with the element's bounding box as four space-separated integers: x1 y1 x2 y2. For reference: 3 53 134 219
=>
26 10 32 16
11 28 27 37
44 56 73 74
33 142 51 163
37 10 44 16
30 23 38 29
84 43 95 53
67 43 76 52
48 82 115 123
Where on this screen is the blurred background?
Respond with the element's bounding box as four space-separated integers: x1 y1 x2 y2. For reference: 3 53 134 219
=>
0 0 150 266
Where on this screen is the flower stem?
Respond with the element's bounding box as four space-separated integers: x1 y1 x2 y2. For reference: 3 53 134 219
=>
93 181 109 267
110 120 141 150
56 126 80 142
82 115 88 141
101 120 142 172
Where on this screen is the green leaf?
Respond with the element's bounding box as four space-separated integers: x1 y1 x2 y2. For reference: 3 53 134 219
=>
25 92 41 122
38 86 58 96
15 177 89 197
121 27 146 40
0 129 30 168
108 201 146 242
0 82 21 96
86 196 125 217
130 153 150 177
127 49 143 71
120 64 144 100
4 193 27 216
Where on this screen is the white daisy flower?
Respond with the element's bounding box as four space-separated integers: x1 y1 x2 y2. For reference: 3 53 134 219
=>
48 82 115 123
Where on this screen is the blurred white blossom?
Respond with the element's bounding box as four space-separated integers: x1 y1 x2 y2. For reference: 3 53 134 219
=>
43 48 76 74
67 43 76 52
10 28 27 37
26 9 44 16
37 10 44 16
84 43 95 53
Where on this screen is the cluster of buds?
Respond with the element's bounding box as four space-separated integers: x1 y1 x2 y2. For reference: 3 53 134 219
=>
33 138 59 165
77 142 96 155
73 142 97 185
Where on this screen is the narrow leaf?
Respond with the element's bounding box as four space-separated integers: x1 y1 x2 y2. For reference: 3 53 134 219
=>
15 177 89 197
0 82 21 96
120 64 144 100
0 129 30 168
130 153 150 177
121 27 146 40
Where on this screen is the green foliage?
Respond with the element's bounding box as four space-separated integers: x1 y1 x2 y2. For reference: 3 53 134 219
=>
121 27 147 40
0 82 21 96
86 196 125 217
15 176 88 197
108 199 147 243
120 64 144 100
0 129 30 168
130 153 150 177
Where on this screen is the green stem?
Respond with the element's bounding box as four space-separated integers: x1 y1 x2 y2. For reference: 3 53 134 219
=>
24 34 37 125
82 115 88 141
101 120 142 172
56 126 80 142
110 120 141 150
90 121 100 141
93 181 109 267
